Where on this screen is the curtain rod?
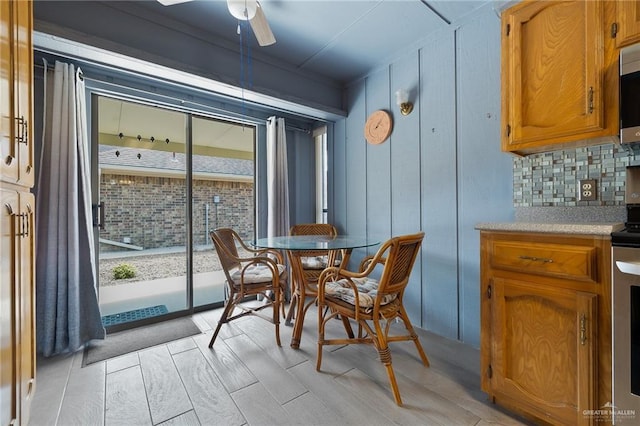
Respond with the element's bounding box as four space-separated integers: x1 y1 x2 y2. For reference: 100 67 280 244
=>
34 61 312 134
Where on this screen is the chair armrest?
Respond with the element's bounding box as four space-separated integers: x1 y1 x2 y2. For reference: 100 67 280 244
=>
234 237 284 264
359 255 386 273
317 266 363 314
255 248 284 264
236 255 282 293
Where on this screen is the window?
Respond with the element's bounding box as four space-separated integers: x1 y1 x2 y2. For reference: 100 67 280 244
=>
314 127 328 223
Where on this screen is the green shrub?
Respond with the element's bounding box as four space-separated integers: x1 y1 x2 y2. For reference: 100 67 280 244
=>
113 263 136 280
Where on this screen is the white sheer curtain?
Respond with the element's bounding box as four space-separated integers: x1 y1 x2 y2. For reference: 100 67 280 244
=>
36 60 104 357
266 116 290 237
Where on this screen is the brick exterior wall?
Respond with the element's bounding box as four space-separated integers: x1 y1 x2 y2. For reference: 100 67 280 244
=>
100 173 254 251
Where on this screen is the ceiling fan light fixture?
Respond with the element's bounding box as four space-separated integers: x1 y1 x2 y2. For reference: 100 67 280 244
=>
227 0 257 21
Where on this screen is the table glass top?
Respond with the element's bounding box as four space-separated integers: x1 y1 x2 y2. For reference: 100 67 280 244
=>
253 235 380 250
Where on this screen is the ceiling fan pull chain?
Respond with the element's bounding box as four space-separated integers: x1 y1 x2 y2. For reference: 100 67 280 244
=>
247 24 253 90
239 20 246 120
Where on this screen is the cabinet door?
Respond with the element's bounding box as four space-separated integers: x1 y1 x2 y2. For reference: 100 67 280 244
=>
502 0 605 151
0 0 17 184
13 0 33 188
18 191 35 425
491 278 597 425
616 1 640 48
0 188 19 426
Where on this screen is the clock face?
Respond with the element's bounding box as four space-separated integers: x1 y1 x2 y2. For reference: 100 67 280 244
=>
364 110 393 145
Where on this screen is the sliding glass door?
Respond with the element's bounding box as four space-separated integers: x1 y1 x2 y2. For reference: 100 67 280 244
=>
191 115 255 309
93 96 255 330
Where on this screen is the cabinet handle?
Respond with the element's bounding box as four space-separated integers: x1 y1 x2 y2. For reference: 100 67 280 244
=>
15 116 27 144
518 255 553 263
16 212 29 238
21 118 28 145
587 87 594 114
580 314 587 346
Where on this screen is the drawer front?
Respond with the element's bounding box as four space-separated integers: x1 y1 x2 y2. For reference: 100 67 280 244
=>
490 241 597 282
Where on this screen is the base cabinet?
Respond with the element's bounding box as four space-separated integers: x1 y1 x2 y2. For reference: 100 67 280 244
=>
0 188 35 426
490 278 596 425
480 232 611 425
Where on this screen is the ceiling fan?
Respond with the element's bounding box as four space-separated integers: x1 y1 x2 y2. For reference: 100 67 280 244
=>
157 0 276 46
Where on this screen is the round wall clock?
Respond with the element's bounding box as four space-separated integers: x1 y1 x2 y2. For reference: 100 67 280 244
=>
364 110 393 145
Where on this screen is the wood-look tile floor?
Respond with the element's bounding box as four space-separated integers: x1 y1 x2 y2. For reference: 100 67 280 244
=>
29 304 531 426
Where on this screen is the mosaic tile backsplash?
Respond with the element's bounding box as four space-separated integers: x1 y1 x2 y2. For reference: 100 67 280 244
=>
513 143 640 207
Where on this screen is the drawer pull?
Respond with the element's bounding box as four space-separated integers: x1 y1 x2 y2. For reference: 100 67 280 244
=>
519 255 553 263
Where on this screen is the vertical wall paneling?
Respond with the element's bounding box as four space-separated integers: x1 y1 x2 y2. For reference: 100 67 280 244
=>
365 68 392 256
419 32 459 339
344 81 368 268
455 10 513 347
390 55 422 324
330 120 347 231
288 129 316 225
330 4 513 347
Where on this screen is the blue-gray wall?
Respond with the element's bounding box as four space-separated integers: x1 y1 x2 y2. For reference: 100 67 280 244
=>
34 0 514 347
329 4 514 347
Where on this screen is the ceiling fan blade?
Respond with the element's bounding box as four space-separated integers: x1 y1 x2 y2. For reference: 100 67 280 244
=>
157 0 192 6
250 2 276 46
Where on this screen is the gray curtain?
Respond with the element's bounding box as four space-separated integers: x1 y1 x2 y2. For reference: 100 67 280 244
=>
266 116 290 237
36 60 105 357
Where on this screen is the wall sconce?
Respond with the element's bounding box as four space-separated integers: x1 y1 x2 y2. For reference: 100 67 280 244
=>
395 89 414 116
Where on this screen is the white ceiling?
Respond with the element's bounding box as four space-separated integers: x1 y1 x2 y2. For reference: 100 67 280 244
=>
98 96 255 153
80 0 494 84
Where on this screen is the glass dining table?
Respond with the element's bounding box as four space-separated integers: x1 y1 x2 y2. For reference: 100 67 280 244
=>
253 234 380 349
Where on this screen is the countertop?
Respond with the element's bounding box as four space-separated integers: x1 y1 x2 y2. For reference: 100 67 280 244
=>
475 222 625 236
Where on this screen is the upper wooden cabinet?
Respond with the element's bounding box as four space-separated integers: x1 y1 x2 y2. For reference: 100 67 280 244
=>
501 0 619 155
0 0 33 187
615 0 640 48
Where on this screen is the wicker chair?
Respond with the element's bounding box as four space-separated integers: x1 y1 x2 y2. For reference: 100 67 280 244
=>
208 228 287 348
316 232 429 406
285 223 339 326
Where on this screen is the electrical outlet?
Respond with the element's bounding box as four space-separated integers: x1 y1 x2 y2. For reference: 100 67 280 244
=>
579 179 597 201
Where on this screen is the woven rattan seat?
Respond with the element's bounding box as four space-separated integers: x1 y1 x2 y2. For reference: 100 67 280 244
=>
208 228 286 348
316 232 429 406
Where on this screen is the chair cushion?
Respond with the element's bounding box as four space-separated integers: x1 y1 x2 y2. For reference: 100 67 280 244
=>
325 277 397 311
301 255 330 270
231 263 286 284
300 255 342 270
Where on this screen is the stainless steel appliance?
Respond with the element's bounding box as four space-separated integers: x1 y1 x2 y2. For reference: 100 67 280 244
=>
612 245 640 424
611 165 640 423
620 43 640 144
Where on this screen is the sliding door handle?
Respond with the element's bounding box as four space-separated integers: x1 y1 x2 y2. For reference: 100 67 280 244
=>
93 202 105 230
